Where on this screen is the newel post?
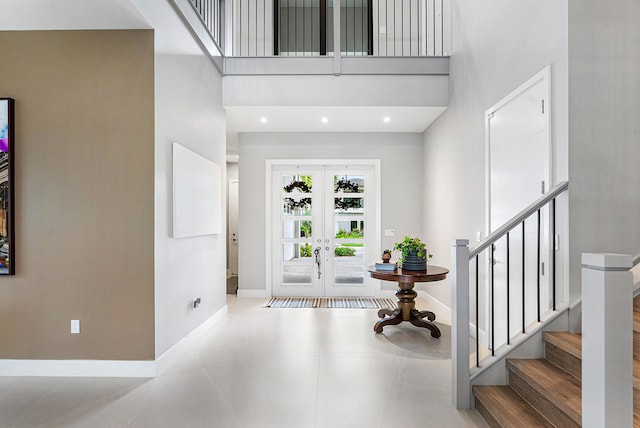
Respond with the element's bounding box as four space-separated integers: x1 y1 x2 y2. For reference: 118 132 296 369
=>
582 253 633 428
451 239 471 409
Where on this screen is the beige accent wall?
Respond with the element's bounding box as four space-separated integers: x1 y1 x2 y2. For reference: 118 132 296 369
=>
0 30 155 360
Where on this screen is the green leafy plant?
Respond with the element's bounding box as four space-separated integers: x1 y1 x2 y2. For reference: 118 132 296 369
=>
393 236 433 263
300 220 312 237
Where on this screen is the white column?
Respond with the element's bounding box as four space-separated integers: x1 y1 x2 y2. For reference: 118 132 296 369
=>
451 239 471 409
582 253 633 428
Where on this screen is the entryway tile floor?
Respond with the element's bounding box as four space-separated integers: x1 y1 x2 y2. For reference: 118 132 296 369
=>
0 296 488 428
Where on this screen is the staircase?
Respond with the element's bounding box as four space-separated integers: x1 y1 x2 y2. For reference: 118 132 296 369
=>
472 296 640 427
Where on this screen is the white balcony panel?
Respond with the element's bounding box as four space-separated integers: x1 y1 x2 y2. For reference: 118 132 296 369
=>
340 56 448 74
225 56 448 75
225 57 336 75
222 74 448 107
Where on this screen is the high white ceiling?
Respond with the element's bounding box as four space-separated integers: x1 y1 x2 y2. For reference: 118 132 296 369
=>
0 0 150 30
0 0 201 55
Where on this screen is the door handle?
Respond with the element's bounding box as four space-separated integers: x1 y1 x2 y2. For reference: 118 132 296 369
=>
314 247 322 278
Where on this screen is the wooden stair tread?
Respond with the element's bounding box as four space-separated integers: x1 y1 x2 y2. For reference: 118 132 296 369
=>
473 385 553 427
543 331 582 359
506 358 581 423
634 309 640 332
635 358 640 379
635 413 640 428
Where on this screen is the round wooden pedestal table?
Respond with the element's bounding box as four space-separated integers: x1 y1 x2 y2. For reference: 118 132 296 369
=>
367 265 449 338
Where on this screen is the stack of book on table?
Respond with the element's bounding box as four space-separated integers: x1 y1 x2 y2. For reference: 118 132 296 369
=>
375 262 398 271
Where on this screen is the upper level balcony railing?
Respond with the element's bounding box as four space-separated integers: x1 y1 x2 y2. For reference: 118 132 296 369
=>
186 0 449 58
189 0 225 52
235 0 448 57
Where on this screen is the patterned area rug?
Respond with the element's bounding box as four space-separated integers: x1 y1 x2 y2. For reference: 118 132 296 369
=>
264 297 397 309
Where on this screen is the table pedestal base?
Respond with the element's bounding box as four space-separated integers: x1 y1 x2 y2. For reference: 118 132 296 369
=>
373 282 441 338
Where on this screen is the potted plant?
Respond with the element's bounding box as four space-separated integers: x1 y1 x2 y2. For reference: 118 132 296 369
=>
393 236 432 271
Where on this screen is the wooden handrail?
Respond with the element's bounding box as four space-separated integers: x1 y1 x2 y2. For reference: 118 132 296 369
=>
469 181 569 259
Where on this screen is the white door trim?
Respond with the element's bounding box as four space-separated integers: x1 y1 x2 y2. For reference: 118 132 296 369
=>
228 179 239 276
484 65 552 347
265 159 382 298
485 65 552 230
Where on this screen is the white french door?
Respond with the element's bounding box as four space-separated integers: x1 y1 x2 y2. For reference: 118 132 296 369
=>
271 164 376 297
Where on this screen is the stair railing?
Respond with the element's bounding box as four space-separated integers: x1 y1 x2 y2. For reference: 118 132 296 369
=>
451 180 569 409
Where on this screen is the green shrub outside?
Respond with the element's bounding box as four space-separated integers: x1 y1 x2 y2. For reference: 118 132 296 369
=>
334 246 356 257
300 243 312 257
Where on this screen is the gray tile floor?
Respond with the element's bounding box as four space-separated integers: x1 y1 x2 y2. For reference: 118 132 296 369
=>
0 296 488 428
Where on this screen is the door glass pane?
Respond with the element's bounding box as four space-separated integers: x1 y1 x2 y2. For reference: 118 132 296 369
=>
282 175 312 193
283 196 312 215
283 265 313 284
334 266 364 284
283 219 313 239
333 244 364 263
283 243 313 261
334 219 364 239
334 197 363 214
334 175 364 193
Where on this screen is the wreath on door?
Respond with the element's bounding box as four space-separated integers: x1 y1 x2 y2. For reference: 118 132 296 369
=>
334 178 361 210
283 180 312 210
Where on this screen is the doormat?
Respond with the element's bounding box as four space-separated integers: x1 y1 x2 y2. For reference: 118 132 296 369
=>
264 297 397 309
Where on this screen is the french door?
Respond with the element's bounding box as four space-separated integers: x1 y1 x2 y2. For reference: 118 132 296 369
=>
271 164 375 297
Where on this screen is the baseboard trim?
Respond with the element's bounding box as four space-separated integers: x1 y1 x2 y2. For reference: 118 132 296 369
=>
418 291 452 324
0 359 157 378
237 289 269 298
155 304 228 375
0 305 229 378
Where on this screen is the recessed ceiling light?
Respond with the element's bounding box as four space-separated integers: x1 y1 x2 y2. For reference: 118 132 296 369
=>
321 117 329 124
260 117 268 124
383 116 391 123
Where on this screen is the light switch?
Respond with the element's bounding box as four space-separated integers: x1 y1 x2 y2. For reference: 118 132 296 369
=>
71 320 80 334
384 229 395 237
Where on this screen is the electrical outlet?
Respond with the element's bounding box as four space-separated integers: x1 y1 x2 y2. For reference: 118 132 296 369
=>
70 320 80 334
384 229 395 237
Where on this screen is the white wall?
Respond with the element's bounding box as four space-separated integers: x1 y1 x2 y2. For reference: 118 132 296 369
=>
155 54 227 357
238 132 424 293
421 0 569 307
568 0 640 300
